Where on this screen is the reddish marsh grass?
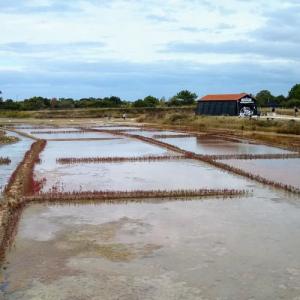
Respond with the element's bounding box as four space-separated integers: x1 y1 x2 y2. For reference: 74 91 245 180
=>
4 139 47 198
0 157 11 165
153 134 195 139
26 188 248 202
201 153 300 160
30 130 95 134
56 155 185 164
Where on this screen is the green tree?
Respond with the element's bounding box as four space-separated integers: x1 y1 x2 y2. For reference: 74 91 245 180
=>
168 90 197 106
132 96 159 108
285 98 300 108
57 98 75 109
288 84 300 100
132 99 145 107
256 90 274 107
21 97 50 110
274 95 286 107
143 95 159 107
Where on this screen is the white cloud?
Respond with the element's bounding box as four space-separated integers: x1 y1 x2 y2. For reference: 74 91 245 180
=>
0 0 299 98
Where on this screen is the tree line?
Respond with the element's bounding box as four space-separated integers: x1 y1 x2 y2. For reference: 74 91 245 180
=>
0 84 299 111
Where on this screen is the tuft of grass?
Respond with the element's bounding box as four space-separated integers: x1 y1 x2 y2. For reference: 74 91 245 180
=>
0 130 19 145
276 120 300 135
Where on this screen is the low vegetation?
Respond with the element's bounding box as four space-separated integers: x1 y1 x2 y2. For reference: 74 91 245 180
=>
56 155 185 164
0 130 19 145
138 112 299 133
25 189 247 203
0 157 11 165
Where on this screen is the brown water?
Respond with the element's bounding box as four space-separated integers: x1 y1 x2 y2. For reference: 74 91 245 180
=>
219 158 300 189
1 189 300 300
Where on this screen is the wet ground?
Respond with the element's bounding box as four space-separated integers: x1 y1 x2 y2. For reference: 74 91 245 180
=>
1 124 300 299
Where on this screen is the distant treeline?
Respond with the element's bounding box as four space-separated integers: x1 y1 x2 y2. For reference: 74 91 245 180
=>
0 84 299 111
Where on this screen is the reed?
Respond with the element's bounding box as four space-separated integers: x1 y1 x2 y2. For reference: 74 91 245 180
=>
47 137 121 141
25 188 247 202
0 157 11 165
56 155 185 164
202 153 300 160
13 126 55 129
153 134 195 139
30 130 94 134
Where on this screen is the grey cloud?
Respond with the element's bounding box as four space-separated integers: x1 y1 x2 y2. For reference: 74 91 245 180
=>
163 38 300 60
0 59 298 99
252 5 300 43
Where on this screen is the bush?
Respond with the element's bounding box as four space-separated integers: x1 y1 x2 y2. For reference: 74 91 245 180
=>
277 120 300 135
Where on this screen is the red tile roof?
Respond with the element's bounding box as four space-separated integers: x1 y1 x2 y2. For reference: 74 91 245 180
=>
200 93 249 101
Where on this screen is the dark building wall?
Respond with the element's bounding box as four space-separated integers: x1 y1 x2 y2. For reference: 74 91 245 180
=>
196 101 238 116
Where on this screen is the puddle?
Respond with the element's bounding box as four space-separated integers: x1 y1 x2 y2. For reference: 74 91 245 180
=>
35 159 253 192
219 158 300 189
159 136 293 155
35 139 174 171
1 190 300 299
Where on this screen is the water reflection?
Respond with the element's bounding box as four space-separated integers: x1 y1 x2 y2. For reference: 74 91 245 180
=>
159 136 293 155
2 189 300 299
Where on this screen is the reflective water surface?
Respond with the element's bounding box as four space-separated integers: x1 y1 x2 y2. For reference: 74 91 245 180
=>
159 136 293 155
35 159 253 192
219 158 300 189
1 125 300 300
1 190 300 300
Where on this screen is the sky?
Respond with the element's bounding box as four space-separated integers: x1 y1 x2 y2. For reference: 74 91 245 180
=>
0 0 299 100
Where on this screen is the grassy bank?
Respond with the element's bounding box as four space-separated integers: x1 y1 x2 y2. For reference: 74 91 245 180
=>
261 107 296 116
137 112 300 134
137 112 300 151
0 106 195 119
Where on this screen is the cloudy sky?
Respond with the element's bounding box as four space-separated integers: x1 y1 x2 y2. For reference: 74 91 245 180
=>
0 0 299 100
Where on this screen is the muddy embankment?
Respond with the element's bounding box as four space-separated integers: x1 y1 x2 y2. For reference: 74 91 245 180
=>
0 139 46 261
